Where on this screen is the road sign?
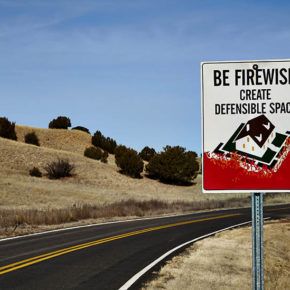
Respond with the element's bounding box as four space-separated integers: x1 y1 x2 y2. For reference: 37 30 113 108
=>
201 60 290 193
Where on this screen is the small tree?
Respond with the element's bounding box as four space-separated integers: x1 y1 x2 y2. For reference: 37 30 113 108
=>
48 116 71 129
84 146 103 160
92 130 117 154
72 126 90 134
44 158 75 179
115 145 144 178
139 146 156 161
146 146 199 185
25 132 40 146
0 117 17 140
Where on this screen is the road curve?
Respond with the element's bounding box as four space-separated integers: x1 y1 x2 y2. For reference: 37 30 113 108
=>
0 204 289 290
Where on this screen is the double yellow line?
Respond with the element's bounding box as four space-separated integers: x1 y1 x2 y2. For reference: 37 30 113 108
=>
0 213 239 276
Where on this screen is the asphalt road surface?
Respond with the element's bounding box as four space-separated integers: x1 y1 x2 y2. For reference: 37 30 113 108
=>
0 204 289 290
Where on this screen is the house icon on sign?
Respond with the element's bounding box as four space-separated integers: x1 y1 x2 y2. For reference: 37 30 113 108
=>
234 115 275 158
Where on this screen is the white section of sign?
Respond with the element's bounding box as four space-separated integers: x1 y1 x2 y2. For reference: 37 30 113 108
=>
203 60 290 152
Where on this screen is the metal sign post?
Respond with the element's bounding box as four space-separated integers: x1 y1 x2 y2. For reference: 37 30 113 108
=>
251 192 264 290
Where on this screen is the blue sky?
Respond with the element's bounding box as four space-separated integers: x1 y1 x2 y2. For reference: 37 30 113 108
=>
1 0 290 153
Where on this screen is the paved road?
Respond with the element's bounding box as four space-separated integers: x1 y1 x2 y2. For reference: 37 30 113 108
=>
0 204 289 290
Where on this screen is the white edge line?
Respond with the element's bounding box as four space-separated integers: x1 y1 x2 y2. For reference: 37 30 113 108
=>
0 207 243 243
119 218 271 290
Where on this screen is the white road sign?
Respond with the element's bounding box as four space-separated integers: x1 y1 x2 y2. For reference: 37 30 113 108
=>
202 60 290 193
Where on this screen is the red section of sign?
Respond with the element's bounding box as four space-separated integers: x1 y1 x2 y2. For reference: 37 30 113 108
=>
203 150 290 191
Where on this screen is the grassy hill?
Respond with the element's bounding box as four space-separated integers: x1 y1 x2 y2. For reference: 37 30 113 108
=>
1 125 208 210
15 125 92 155
1 125 288 212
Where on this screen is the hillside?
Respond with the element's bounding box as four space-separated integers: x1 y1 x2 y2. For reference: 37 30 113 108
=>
15 125 92 155
1 125 208 210
0 126 285 209
1 125 287 211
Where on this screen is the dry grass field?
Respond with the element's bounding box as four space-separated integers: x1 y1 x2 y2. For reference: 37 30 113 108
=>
143 219 290 290
0 125 253 210
15 125 92 155
0 125 289 235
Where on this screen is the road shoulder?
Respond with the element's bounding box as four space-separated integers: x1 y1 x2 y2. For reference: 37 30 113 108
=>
142 219 290 290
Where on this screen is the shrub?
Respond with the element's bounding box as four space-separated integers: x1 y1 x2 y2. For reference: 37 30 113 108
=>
101 150 109 163
44 159 75 179
72 126 90 134
139 146 156 161
92 130 117 154
48 116 71 129
84 146 103 160
29 167 42 177
115 145 144 178
0 117 17 140
146 146 199 185
24 132 40 146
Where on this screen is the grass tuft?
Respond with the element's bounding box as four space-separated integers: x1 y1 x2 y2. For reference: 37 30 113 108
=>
44 158 75 179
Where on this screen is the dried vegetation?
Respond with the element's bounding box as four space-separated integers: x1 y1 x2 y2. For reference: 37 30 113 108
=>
143 220 290 290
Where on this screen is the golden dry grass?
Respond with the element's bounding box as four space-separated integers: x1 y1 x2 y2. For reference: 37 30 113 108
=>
0 125 252 210
1 125 289 211
0 137 201 209
1 198 251 238
15 125 92 155
143 220 290 290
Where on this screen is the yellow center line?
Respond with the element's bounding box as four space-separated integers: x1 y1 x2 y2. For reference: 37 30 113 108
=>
0 213 239 276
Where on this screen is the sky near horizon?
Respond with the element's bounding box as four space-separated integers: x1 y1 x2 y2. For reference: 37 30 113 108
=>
1 0 290 153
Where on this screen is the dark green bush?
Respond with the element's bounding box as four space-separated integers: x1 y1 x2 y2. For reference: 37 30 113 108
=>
92 130 103 147
101 150 109 163
115 145 127 157
115 145 144 178
146 146 199 185
139 146 156 161
24 132 40 146
72 126 90 134
92 130 117 154
48 116 71 129
84 146 103 160
44 159 75 179
105 137 117 154
0 117 17 140
29 167 42 177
